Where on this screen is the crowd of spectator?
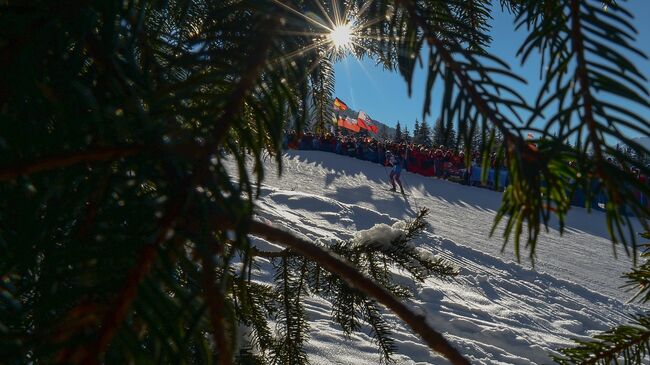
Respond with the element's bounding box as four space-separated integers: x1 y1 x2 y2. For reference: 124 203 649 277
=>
283 130 504 189
283 130 650 213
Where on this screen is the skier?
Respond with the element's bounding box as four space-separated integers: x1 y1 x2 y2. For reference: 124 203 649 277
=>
386 150 405 194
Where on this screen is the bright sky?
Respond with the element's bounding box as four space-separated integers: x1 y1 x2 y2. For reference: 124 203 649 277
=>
333 1 650 137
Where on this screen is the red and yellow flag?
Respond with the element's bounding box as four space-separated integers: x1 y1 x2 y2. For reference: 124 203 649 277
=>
333 97 348 111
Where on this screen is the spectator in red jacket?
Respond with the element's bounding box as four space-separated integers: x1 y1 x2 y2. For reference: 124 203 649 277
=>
433 146 444 177
422 148 435 177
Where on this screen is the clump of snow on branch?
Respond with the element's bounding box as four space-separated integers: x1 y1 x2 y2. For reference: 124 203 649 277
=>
415 247 441 262
352 221 408 249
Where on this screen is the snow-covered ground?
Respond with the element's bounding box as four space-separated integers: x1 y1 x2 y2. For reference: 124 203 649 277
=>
226 150 645 364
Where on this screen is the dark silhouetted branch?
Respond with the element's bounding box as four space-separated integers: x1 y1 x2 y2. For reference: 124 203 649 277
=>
0 146 142 181
213 216 471 365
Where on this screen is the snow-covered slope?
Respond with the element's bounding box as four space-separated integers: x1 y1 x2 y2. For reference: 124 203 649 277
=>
226 150 645 364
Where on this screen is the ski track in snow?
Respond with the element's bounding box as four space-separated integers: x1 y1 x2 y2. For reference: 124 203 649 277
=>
227 150 646 364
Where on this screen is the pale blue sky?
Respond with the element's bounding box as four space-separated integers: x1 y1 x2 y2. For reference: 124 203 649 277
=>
333 1 650 137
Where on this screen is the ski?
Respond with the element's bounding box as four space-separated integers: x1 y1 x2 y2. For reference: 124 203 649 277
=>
385 189 409 196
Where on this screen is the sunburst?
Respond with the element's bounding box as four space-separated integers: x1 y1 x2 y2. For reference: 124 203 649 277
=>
329 22 354 50
268 0 393 86
272 0 372 58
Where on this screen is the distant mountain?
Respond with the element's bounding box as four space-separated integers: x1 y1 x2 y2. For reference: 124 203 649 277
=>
631 136 650 150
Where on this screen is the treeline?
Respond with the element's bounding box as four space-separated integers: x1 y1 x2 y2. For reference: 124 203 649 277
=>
370 118 489 152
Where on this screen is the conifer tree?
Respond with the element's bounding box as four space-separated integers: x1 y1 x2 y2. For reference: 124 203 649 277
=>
458 119 481 155
432 118 455 149
413 119 421 144
419 119 433 147
310 59 335 135
379 125 389 141
432 118 446 147
444 119 456 149
394 121 403 143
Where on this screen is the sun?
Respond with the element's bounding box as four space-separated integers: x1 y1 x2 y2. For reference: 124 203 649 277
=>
329 23 354 49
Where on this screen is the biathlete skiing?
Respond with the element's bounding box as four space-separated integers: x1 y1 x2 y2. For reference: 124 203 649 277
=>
386 150 405 194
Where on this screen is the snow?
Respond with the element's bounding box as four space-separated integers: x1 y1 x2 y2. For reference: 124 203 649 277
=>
353 222 407 249
226 150 646 364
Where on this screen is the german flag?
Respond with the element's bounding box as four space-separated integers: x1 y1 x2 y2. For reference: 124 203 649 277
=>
333 97 348 111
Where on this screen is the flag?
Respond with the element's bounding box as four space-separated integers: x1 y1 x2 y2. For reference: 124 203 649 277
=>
526 132 538 152
358 111 379 133
357 111 370 130
333 97 348 111
346 117 361 132
337 116 360 132
368 117 379 133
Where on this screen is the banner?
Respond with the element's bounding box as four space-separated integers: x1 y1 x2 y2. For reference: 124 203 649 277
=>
338 117 360 132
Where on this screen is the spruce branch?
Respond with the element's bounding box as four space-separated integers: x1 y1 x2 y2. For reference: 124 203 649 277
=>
392 0 567 258
624 244 650 303
334 207 458 282
74 171 112 239
60 189 190 364
233 281 275 357
0 146 142 181
55 11 281 363
200 248 233 365
0 142 216 182
514 0 650 255
395 0 526 142
554 314 650 364
251 248 294 258
255 209 457 362
210 18 278 148
214 216 470 365
570 0 604 175
362 298 397 363
556 235 650 363
271 256 309 364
